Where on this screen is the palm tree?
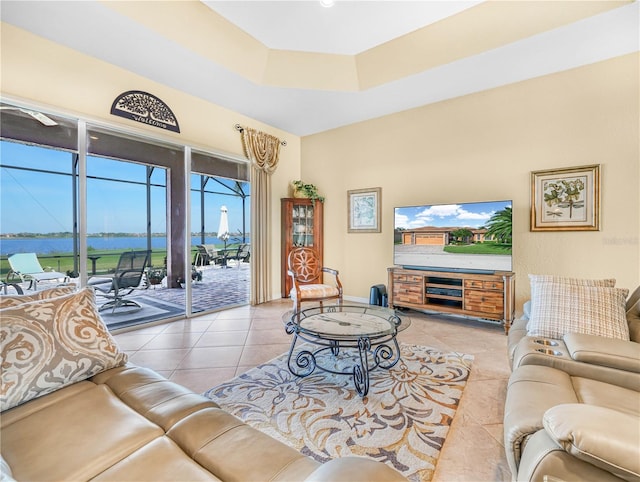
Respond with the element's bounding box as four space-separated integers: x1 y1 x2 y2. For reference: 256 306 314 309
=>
484 207 512 245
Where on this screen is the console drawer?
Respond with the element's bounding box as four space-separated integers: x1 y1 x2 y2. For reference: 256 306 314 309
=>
394 274 423 284
464 290 504 315
464 279 504 291
393 283 423 304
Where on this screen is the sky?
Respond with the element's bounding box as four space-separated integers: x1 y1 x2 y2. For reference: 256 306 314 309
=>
394 200 512 230
0 140 249 235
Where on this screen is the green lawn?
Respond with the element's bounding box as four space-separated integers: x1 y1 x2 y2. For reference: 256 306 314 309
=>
0 248 206 279
444 242 512 255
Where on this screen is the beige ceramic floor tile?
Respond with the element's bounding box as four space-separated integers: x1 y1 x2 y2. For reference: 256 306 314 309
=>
178 346 243 369
238 343 290 367
112 333 157 351
195 331 248 348
458 378 508 425
128 348 190 372
142 332 205 350
161 318 215 333
433 422 511 482
245 328 291 345
206 318 252 332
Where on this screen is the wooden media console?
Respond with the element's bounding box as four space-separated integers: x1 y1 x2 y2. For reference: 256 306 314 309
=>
388 267 515 333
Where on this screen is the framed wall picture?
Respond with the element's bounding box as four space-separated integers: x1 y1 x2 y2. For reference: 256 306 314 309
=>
530 164 600 231
347 187 381 233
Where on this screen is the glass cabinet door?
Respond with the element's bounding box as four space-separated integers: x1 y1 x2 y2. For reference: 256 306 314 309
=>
292 203 314 247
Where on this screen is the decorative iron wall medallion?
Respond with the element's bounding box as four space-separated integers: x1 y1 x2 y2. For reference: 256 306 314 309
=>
110 91 180 133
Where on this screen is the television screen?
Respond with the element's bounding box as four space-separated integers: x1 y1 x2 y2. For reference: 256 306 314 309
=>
394 200 512 273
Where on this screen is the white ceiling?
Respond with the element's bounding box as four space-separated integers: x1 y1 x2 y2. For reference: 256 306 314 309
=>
203 1 483 55
1 1 638 137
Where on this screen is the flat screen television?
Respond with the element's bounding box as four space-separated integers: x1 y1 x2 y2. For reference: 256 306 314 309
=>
394 200 512 273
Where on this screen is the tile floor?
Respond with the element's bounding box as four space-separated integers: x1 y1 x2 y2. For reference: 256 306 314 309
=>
113 300 513 482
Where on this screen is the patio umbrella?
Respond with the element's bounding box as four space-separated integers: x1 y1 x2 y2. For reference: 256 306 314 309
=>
218 205 230 249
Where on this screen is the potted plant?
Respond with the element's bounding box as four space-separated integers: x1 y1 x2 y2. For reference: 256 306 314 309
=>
291 180 325 205
146 267 165 286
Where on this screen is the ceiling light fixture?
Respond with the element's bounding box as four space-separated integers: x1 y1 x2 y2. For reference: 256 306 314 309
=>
319 0 334 8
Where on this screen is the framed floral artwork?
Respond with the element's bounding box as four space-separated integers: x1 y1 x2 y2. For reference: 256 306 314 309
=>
530 164 600 231
347 187 381 233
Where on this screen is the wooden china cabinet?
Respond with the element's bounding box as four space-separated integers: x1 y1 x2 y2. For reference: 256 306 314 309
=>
281 198 324 298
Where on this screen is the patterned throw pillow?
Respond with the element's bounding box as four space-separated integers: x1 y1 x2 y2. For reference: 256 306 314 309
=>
527 282 630 340
528 274 616 300
0 284 77 308
0 287 127 411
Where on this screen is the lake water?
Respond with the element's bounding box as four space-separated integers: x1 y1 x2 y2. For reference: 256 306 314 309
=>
0 236 229 256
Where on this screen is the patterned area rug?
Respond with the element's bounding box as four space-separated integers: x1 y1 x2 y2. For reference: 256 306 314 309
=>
205 343 473 481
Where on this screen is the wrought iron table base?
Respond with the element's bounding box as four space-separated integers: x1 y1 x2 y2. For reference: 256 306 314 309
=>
285 331 401 397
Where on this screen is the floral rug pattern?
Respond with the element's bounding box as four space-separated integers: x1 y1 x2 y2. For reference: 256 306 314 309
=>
205 343 473 481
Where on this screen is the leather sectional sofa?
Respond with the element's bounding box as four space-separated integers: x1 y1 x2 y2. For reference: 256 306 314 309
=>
0 286 407 481
504 279 640 482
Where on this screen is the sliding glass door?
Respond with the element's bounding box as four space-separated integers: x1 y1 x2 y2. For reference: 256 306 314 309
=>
1 100 251 328
190 170 250 313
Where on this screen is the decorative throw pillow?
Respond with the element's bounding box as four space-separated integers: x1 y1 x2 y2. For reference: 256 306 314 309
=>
528 274 616 300
527 282 630 340
0 287 127 411
0 284 77 309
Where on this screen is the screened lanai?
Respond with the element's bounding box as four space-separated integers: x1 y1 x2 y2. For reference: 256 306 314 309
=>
0 101 251 329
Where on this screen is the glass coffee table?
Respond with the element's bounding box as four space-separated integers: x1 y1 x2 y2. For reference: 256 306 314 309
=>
282 305 411 396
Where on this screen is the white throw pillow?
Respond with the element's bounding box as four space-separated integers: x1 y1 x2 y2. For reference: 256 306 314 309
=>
0 287 127 411
527 282 630 340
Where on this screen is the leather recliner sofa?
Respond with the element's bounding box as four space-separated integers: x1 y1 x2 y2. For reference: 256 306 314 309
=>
507 285 640 389
1 364 407 481
0 286 407 482
503 284 640 482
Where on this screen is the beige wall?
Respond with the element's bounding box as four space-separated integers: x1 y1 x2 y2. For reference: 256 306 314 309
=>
0 24 300 298
3 24 638 310
301 53 640 310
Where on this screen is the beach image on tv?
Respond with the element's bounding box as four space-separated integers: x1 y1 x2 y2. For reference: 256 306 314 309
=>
394 200 512 272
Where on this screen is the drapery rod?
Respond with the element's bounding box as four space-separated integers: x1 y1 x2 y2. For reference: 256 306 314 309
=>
234 124 287 146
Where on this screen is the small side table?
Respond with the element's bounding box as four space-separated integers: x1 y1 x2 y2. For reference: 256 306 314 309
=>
88 255 101 275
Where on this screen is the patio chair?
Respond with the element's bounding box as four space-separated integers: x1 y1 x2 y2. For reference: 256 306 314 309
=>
194 245 211 266
7 253 68 290
287 247 342 314
88 250 151 312
194 244 225 266
227 243 250 266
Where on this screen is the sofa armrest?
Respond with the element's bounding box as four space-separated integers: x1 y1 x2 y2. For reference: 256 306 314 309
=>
543 404 640 482
304 457 407 482
563 333 640 373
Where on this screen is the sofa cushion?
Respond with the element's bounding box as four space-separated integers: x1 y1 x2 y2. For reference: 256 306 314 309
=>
563 333 640 374
626 287 640 342
0 383 163 481
0 284 77 308
543 404 640 482
527 282 629 340
0 287 127 411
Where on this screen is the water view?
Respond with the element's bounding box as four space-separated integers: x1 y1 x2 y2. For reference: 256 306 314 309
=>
0 236 240 256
